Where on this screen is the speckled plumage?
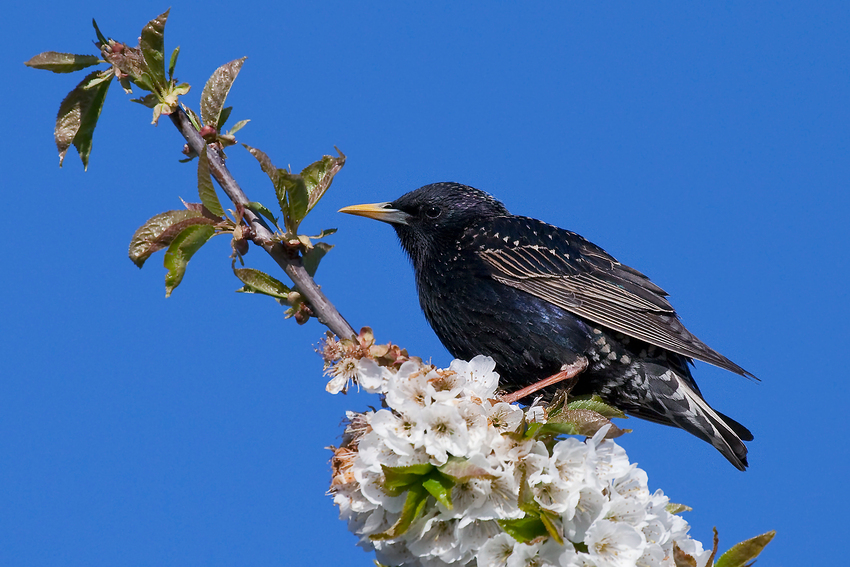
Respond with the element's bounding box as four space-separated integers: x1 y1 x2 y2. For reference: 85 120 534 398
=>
341 182 755 470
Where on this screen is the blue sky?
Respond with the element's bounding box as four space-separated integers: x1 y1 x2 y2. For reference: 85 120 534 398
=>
3 1 848 565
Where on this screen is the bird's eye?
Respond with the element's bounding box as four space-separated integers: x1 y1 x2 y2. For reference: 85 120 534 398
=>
424 205 442 219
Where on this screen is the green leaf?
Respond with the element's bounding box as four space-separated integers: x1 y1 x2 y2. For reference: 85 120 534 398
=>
197 150 225 217
539 510 564 545
665 502 692 515
55 69 113 169
25 52 101 73
278 170 309 232
217 106 233 130
370 484 428 540
92 18 108 46
129 209 215 267
673 543 697 567
715 531 776 567
227 119 250 135
438 456 497 482
301 149 346 213
381 463 434 495
183 105 202 130
139 9 169 92
242 143 280 187
245 202 280 228
168 45 180 80
497 516 548 543
302 242 333 277
164 224 216 297
233 268 291 299
130 93 159 108
523 422 544 438
308 227 337 240
422 473 455 509
541 409 628 439
200 57 246 128
565 396 626 419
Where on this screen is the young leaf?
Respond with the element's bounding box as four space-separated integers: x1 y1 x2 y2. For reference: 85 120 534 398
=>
25 52 101 73
370 484 429 540
715 531 776 567
438 456 497 482
539 510 564 545
197 150 225 217
278 170 308 233
233 268 291 299
245 202 280 228
542 409 628 438
168 46 180 80
422 473 455 509
55 69 113 169
523 422 544 439
164 224 216 297
301 149 346 213
129 209 215 267
381 463 434 494
673 544 697 567
139 9 169 92
308 228 337 240
130 93 159 108
200 57 246 128
665 502 693 515
302 242 333 277
497 516 548 544
217 106 232 130
242 144 280 187
227 119 250 135
565 396 626 419
183 104 202 131
92 18 108 46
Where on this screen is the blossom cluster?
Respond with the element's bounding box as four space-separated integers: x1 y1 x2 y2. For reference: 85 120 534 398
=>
327 352 712 567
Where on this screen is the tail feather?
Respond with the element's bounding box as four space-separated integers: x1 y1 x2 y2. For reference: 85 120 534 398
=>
664 374 750 471
618 365 751 470
715 410 754 442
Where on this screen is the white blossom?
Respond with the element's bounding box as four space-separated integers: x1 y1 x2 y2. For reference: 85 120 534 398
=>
487 401 524 434
329 355 712 567
585 519 645 567
357 357 392 393
451 355 500 399
479 533 517 567
416 403 470 465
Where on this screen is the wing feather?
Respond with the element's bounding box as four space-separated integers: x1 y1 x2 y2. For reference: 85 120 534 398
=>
473 217 754 378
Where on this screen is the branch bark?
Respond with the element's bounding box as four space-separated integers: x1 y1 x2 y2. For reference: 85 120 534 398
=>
169 107 356 339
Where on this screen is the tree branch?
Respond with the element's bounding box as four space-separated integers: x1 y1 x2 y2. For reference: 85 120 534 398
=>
169 107 356 339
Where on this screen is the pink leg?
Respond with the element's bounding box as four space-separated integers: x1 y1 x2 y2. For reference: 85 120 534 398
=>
501 356 588 404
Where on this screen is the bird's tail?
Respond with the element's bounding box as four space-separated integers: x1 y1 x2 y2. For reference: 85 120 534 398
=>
651 370 752 471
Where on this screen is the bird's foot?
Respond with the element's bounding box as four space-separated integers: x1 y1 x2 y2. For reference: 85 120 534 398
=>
501 356 589 404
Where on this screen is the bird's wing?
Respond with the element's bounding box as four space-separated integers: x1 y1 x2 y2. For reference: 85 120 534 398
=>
473 217 753 377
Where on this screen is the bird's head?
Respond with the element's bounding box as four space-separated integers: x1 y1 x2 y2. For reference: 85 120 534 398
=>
340 182 509 268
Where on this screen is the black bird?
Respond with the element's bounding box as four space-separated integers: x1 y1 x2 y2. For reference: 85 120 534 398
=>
340 183 755 470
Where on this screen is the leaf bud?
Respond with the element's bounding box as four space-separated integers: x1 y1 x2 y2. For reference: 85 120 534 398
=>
199 125 217 141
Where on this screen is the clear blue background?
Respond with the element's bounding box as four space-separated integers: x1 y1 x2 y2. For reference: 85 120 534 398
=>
4 1 848 565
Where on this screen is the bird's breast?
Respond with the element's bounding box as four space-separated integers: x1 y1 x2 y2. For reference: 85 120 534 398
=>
415 252 595 390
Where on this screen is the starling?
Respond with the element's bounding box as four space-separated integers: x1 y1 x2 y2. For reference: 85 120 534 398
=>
340 183 755 470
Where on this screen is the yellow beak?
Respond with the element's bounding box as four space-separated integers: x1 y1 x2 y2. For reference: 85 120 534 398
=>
338 202 411 225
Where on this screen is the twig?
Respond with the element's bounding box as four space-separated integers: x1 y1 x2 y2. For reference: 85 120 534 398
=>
169 108 357 339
